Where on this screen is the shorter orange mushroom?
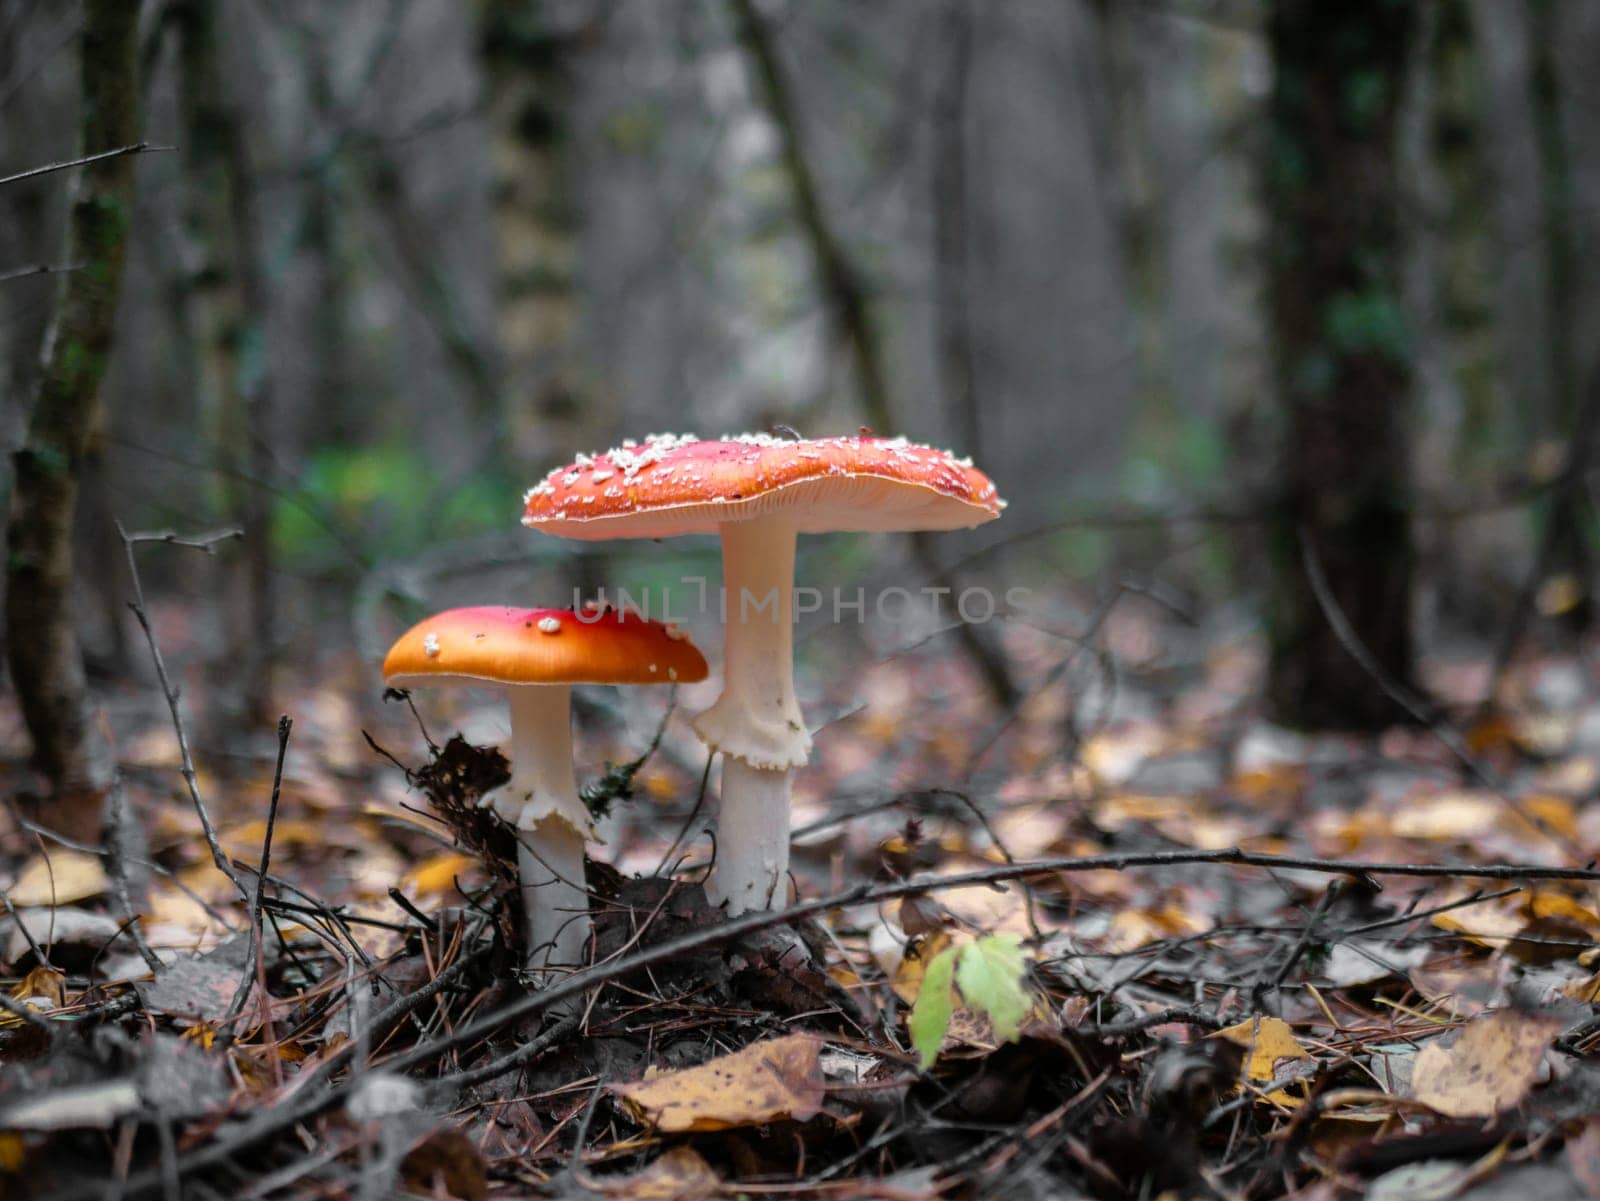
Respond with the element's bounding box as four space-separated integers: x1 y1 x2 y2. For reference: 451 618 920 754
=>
383 606 708 984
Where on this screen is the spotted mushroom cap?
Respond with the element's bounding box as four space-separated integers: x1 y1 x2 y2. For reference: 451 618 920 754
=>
521 432 1004 540
383 606 709 689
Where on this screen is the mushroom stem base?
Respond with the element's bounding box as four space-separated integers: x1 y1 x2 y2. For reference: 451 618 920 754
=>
710 756 792 914
518 817 590 991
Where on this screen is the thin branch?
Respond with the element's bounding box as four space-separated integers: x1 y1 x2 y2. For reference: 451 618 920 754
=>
0 261 82 284
104 774 161 973
222 716 292 1032
121 526 243 551
117 521 250 902
0 141 172 188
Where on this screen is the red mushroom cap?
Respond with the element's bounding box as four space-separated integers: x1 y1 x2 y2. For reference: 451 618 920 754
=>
521 432 1004 541
383 606 710 688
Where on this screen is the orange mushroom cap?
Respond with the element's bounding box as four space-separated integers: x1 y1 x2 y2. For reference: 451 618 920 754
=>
521 432 1004 541
382 606 709 688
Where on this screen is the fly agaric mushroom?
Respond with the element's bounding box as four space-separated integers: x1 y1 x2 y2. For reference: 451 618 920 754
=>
382 605 708 978
521 433 1004 913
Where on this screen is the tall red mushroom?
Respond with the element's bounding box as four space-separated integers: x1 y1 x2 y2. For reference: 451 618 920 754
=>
522 433 1004 913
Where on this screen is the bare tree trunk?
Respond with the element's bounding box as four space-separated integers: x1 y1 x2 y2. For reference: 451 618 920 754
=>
4 0 142 823
174 0 277 725
728 0 1018 709
477 0 592 462
932 0 979 460
1526 0 1589 626
726 0 891 434
1263 0 1418 730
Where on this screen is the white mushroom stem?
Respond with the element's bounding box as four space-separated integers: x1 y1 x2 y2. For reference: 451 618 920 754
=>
516 816 588 983
691 514 810 913
714 757 793 912
490 685 592 980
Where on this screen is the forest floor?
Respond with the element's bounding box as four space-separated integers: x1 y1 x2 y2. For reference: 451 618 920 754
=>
3 594 1600 1200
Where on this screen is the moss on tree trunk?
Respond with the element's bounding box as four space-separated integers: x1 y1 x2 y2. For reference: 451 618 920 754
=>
1264 0 1418 730
4 0 141 814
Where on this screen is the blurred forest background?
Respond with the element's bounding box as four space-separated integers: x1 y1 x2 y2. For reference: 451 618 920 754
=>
4 0 1600 805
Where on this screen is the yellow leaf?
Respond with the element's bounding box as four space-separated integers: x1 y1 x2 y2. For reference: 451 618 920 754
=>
0 1131 25 1172
10 966 66 1008
1104 906 1206 954
219 818 360 861
586 1147 720 1199
1527 892 1600 932
1559 972 1600 1004
5 850 108 907
401 852 479 898
1410 1010 1562 1117
892 930 955 1005
1212 1015 1314 1106
616 1034 826 1133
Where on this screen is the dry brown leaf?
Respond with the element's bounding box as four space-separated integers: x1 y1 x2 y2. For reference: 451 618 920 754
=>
615 1034 826 1133
1409 1009 1562 1117
1568 1116 1600 1200
399 1129 486 1201
1392 791 1502 841
1431 896 1526 949
1410 958 1507 1018
584 1147 721 1200
11 965 67 1007
5 850 108 907
1103 905 1207 954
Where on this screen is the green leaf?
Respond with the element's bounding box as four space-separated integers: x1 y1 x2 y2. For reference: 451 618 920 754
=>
954 935 1030 1044
908 946 957 1070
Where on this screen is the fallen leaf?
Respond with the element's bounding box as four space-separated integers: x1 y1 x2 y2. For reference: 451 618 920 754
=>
908 935 1034 1069
954 934 1030 1044
1410 1010 1562 1117
137 940 248 1023
615 1034 826 1132
1411 958 1507 1018
1568 1117 1600 1200
909 945 956 1069
892 930 954 1005
1432 896 1526 950
582 1147 720 1200
400 1129 486 1201
4 851 108 908
10 965 66 1007
3 908 122 964
0 1081 141 1130
1213 1015 1314 1106
1392 791 1502 841
401 852 479 898
1367 1140 1509 1201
